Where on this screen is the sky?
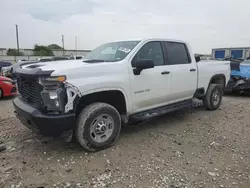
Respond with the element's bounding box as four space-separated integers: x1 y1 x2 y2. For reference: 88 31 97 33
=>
1 0 250 54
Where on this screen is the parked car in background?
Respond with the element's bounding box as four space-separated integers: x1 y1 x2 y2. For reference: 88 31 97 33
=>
51 56 71 61
1 66 12 77
13 38 230 152
0 61 12 78
0 76 17 99
72 55 84 60
225 59 250 93
38 56 71 62
17 59 28 63
0 61 12 72
37 57 52 62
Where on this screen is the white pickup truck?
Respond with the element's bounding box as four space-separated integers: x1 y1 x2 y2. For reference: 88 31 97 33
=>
13 38 230 151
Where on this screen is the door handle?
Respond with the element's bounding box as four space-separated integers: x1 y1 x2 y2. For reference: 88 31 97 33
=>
190 68 196 72
161 71 170 75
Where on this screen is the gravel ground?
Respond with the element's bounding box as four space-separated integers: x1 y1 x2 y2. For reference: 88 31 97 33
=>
0 95 250 188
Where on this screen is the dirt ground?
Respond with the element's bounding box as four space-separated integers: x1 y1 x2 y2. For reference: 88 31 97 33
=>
0 95 250 188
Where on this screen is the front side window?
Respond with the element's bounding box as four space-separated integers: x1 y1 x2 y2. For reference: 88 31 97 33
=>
83 41 140 62
164 42 191 65
133 42 164 66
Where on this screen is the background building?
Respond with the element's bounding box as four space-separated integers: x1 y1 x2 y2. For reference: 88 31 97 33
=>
212 47 250 59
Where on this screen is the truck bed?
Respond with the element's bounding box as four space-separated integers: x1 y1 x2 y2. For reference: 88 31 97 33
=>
197 60 231 91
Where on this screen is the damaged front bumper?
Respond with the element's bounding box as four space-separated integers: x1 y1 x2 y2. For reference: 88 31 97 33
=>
226 77 250 90
14 82 81 136
13 66 81 135
13 97 75 136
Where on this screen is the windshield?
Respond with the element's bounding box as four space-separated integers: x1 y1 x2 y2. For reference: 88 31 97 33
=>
84 41 140 62
241 60 250 65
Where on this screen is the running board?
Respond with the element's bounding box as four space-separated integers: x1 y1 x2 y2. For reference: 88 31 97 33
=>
129 99 193 122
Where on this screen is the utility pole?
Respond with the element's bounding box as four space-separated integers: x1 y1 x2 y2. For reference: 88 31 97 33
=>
15 24 20 56
62 35 65 56
75 36 77 55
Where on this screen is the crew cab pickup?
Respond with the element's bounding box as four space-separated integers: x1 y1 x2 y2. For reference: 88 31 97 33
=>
13 38 230 152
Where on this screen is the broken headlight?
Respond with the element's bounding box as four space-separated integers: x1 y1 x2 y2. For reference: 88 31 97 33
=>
39 76 67 112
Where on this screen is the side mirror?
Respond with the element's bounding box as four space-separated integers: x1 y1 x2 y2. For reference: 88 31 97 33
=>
195 56 201 62
133 59 154 75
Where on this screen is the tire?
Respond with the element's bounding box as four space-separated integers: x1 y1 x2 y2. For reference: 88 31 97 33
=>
203 84 223 111
75 102 121 152
0 88 3 99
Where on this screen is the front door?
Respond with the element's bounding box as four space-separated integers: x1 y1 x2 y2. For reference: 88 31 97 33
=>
129 41 171 113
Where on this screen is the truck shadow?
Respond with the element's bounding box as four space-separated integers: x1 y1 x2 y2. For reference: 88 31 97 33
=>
224 91 250 98
121 105 205 136
21 105 206 153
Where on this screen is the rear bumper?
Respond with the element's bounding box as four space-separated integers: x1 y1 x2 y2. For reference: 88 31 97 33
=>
13 97 75 136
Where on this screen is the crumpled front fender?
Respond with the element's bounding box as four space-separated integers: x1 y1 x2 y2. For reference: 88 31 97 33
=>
234 79 246 88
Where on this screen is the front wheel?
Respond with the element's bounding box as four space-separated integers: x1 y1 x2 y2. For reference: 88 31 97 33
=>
75 102 121 152
203 84 223 111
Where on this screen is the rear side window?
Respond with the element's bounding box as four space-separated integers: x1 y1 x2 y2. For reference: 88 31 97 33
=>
164 42 191 65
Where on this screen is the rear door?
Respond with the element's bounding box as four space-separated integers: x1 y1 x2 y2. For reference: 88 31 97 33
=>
162 42 197 101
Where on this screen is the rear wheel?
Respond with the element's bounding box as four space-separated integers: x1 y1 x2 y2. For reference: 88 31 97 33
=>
75 102 121 152
203 84 223 111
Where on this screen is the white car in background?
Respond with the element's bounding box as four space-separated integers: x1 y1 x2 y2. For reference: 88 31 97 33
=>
17 59 28 63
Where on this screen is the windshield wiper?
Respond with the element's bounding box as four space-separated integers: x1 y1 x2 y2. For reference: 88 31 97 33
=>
83 59 105 63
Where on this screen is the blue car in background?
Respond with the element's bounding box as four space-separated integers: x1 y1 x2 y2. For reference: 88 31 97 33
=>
226 59 250 92
0 61 12 75
0 61 12 69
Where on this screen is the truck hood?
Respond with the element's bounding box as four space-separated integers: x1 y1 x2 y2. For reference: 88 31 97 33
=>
17 59 128 92
231 64 250 78
18 59 124 79
21 60 85 73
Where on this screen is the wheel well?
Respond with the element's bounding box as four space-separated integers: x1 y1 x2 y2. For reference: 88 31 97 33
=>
193 87 205 99
76 90 127 116
210 74 226 89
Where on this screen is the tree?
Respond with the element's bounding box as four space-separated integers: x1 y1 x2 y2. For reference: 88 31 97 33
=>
7 48 23 56
33 44 54 56
48 44 63 50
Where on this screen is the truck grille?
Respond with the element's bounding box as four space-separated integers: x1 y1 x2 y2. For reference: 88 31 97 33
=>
17 76 43 108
